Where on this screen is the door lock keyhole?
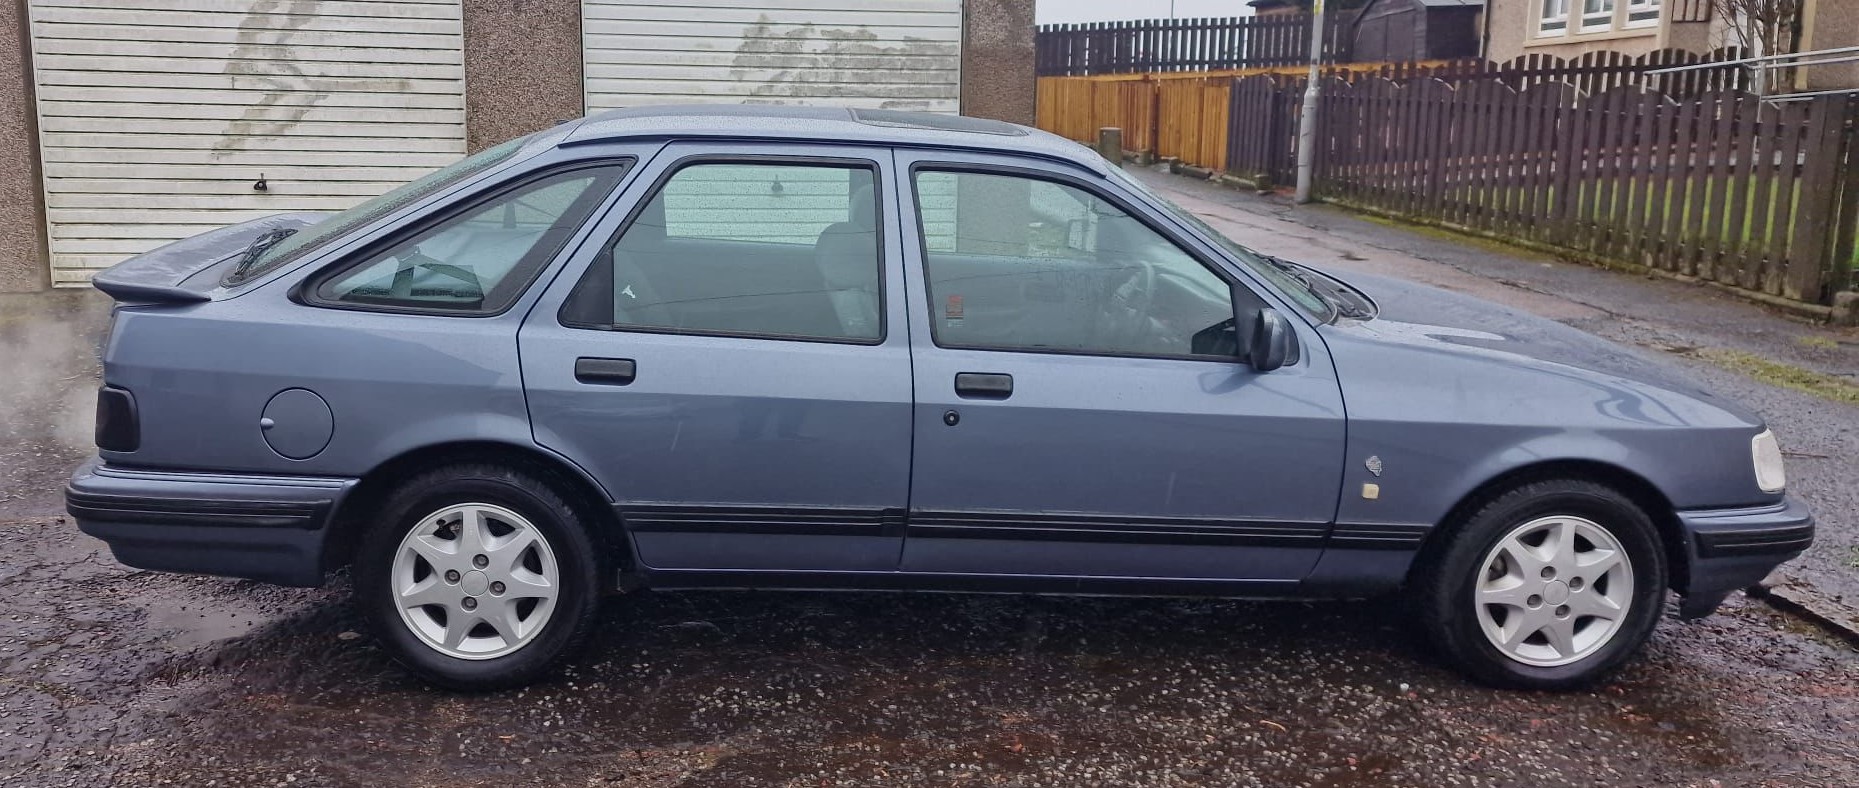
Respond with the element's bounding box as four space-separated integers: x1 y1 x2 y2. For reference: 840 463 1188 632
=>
943 410 960 426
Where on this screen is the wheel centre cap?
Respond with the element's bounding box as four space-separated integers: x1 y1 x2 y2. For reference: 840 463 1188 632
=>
1543 579 1571 606
461 570 490 597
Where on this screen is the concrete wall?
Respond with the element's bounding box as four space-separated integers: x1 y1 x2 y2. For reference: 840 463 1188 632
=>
1800 0 1859 90
1 0 47 293
462 0 584 153
960 0 1035 125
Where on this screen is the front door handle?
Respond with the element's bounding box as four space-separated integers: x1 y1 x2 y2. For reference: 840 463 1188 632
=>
575 357 636 386
954 372 1013 400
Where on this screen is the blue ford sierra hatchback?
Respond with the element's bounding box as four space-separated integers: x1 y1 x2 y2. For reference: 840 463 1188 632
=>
68 106 1811 690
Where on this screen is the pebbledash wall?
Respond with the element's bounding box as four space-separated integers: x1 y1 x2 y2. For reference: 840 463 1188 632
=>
0 0 1033 293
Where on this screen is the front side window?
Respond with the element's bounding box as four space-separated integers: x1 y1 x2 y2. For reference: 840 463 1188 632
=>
315 163 630 313
560 161 882 342
913 169 1253 359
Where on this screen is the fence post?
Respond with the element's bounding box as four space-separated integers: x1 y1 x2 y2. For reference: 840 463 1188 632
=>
1097 127 1124 165
1828 100 1859 300
1785 95 1848 303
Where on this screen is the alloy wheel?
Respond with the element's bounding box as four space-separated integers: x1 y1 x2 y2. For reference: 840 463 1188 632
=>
1473 515 1635 667
390 502 560 660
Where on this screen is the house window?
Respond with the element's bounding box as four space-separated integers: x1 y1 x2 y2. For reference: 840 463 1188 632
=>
1626 0 1661 27
1539 0 1570 35
1581 0 1617 31
1538 0 1660 38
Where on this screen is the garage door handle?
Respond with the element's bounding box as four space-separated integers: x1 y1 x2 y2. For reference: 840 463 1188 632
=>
574 357 636 386
954 372 1012 400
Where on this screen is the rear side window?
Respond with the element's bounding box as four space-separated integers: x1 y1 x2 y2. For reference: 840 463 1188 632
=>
560 161 882 342
313 163 630 314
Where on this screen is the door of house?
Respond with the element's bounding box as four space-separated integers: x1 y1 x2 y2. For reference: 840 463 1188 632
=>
579 0 963 114
25 0 469 285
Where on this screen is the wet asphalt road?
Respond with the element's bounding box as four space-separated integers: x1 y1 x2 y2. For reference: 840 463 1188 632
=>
4 182 1859 786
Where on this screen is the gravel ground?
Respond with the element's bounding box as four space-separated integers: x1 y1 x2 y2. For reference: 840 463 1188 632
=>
1 514 1856 788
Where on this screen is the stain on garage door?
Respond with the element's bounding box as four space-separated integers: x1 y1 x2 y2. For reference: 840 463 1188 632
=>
26 0 468 286
581 0 961 114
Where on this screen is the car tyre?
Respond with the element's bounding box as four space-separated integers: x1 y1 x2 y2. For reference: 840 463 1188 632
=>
354 464 602 691
1413 479 1667 690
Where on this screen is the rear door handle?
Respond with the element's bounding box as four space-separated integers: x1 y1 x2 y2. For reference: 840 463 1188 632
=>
575 357 636 386
954 372 1013 400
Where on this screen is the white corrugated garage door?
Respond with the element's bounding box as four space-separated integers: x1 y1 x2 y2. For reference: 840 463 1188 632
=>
27 0 468 286
582 0 961 114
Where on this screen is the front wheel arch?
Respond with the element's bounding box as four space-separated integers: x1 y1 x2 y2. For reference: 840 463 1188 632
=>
1411 459 1688 594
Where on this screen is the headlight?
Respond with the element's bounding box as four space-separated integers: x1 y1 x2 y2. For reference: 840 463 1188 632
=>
1751 429 1786 493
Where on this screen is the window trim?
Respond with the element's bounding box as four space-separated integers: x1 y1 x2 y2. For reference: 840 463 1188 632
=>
298 158 635 318
906 161 1276 366
556 153 891 347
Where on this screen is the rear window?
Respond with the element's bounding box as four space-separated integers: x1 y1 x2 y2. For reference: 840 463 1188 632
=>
222 137 529 286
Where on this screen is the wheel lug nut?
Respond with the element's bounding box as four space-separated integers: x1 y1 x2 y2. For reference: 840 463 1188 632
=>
1569 578 1585 591
1540 567 1556 580
444 570 460 583
473 554 489 569
461 597 477 611
1527 594 1543 608
491 581 505 595
1555 605 1570 618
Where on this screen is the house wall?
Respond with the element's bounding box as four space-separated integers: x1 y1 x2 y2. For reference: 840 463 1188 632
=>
961 0 1035 124
0 0 47 293
464 0 584 152
1799 0 1859 90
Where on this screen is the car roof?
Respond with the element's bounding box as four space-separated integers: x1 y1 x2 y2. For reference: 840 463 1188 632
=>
559 104 1108 174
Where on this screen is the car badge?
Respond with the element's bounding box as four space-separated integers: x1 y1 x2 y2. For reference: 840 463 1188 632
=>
1365 456 1383 477
621 284 636 299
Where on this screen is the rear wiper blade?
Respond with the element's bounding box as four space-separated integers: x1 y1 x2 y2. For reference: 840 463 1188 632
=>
228 227 299 280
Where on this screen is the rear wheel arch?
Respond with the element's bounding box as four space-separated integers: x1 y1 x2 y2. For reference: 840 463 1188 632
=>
1412 459 1688 593
323 441 624 576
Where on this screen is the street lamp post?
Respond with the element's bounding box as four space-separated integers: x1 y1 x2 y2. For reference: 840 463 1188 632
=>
1293 0 1324 204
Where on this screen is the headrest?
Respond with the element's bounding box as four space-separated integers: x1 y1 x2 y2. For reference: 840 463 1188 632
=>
848 183 875 229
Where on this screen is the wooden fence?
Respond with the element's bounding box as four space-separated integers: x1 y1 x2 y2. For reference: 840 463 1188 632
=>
1319 79 1855 302
1036 63 1859 306
1035 14 1356 76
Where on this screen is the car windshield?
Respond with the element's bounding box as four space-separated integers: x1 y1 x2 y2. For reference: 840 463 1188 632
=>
1105 166 1335 320
222 137 530 287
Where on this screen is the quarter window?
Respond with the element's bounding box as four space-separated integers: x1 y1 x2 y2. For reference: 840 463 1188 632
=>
316 164 629 313
913 170 1253 359
560 162 882 342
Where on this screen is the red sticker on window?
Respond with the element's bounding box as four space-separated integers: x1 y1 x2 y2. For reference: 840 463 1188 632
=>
945 295 964 319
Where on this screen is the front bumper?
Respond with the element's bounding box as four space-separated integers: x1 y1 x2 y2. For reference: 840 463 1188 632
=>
65 458 358 587
1675 496 1814 619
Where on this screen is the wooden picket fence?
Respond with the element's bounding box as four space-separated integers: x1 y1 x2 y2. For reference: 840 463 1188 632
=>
1036 59 1859 305
1318 79 1856 303
1035 14 1357 76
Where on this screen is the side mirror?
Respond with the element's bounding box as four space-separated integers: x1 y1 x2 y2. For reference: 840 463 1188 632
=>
1248 308 1294 372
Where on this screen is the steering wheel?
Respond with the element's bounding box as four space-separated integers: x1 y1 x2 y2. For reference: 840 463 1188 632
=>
1096 259 1158 349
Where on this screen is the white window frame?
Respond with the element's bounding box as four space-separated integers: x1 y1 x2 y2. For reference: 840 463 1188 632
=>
1538 0 1571 37
1625 0 1662 28
1534 0 1662 40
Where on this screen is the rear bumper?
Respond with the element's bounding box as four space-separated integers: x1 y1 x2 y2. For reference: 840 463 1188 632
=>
1675 497 1814 619
65 458 357 587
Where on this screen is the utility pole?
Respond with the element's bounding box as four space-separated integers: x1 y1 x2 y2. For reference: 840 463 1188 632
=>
1293 0 1324 204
